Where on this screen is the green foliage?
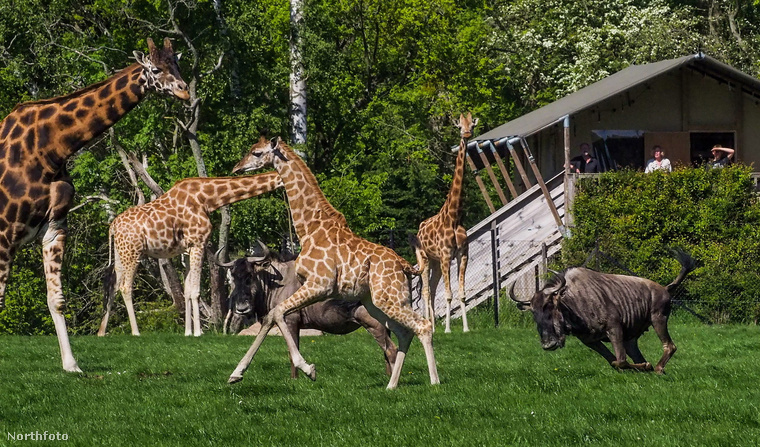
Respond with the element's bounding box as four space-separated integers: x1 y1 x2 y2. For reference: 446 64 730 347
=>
2 0 760 334
564 166 760 323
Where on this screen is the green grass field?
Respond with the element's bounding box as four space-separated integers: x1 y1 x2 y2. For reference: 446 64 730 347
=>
1 310 759 446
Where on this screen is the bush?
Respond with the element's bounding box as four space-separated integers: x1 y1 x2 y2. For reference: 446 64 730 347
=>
564 165 760 323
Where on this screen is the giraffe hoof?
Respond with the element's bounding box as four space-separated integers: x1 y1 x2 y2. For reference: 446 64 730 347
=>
64 364 83 373
305 364 316 381
228 375 243 384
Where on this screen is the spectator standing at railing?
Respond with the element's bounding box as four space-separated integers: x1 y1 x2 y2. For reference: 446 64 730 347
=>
709 145 735 169
645 145 672 173
582 148 599 173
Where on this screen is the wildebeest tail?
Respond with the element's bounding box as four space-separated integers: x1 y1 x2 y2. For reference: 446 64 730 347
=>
666 248 696 293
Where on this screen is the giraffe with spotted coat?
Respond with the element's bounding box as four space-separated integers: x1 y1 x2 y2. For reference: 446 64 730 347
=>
229 137 439 390
0 38 188 372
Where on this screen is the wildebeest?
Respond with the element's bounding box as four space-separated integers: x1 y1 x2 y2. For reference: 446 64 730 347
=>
510 249 695 373
215 243 398 378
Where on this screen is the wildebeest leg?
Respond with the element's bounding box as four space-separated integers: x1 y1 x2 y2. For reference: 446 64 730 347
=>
354 306 398 375
652 313 677 374
286 318 301 379
580 339 616 364
607 327 632 370
624 338 653 371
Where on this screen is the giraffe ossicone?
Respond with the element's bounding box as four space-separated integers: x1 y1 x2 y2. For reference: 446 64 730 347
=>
410 112 478 333
228 137 438 389
0 37 188 372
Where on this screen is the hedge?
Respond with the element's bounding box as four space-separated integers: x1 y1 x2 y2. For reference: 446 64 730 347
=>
563 165 760 323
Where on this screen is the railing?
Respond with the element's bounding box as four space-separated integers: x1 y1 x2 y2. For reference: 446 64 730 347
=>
411 172 566 321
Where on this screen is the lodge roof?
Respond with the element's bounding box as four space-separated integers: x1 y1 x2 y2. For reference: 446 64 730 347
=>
474 54 760 142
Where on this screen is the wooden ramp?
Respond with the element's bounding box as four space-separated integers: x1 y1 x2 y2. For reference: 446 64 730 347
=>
411 173 565 318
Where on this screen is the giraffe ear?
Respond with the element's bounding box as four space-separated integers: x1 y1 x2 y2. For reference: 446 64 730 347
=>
273 146 288 161
175 52 182 61
270 137 279 149
133 51 148 66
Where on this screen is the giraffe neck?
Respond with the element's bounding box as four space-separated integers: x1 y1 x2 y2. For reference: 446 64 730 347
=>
274 145 345 239
440 136 467 226
199 173 281 212
6 63 147 174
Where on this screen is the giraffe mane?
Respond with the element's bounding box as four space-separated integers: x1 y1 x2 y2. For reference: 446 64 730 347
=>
11 63 142 111
279 141 348 225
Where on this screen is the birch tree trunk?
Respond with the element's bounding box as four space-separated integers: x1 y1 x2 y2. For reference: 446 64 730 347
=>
290 0 308 151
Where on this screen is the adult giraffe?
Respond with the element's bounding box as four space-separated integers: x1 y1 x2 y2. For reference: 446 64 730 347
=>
0 38 188 372
410 113 478 333
229 137 439 390
100 171 282 337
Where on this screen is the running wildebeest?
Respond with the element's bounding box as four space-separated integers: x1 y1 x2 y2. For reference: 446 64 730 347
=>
510 249 695 373
215 243 398 378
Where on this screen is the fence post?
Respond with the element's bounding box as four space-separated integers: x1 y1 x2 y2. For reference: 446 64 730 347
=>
541 242 548 289
490 222 500 327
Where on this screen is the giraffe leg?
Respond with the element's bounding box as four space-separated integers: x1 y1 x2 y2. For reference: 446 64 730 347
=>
184 246 204 336
42 221 81 373
416 250 433 327
440 255 455 333
229 283 327 383
0 243 15 312
428 262 441 332
455 227 469 332
364 289 439 389
120 259 140 336
98 250 140 336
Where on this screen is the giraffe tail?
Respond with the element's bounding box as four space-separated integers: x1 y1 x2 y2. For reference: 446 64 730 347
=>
103 263 116 309
408 233 421 251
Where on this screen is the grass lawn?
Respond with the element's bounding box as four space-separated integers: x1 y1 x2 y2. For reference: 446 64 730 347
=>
1 310 759 446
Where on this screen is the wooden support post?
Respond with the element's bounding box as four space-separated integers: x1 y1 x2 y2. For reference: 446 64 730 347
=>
520 138 564 229
563 115 573 228
490 222 500 327
505 139 532 189
485 141 518 198
476 145 508 206
466 154 496 213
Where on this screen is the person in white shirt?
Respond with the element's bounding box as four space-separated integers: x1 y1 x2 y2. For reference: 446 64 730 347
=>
645 145 672 173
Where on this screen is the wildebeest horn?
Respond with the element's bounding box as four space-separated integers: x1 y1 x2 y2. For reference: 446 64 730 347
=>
211 246 237 268
508 282 531 305
545 269 566 295
245 240 270 263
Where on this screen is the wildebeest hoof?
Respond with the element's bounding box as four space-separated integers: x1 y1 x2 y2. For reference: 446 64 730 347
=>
654 366 666 375
228 375 243 384
305 364 316 381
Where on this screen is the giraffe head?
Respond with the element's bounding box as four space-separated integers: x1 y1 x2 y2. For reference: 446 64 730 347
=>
454 112 479 139
233 136 288 173
133 37 190 101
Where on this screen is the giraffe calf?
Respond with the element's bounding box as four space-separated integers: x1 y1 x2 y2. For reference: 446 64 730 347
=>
99 173 282 336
